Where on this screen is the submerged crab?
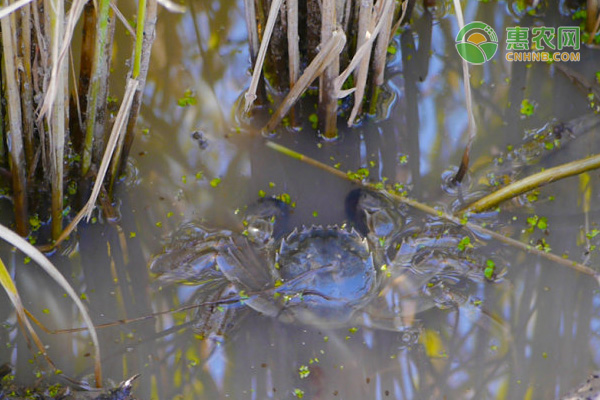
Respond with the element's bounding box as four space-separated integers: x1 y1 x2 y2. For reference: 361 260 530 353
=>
150 189 497 337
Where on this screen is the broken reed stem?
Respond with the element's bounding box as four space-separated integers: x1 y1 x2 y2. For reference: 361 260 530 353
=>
334 0 394 94
287 0 299 88
463 153 600 214
2 6 28 236
451 0 477 184
115 0 158 186
81 0 113 176
263 30 347 133
348 0 373 126
47 0 67 240
265 140 598 277
320 0 339 139
244 0 283 112
371 0 394 86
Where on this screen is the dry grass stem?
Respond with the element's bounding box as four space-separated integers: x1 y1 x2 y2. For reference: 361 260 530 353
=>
244 0 284 112
263 30 347 133
0 0 35 20
0 257 58 372
0 223 103 387
389 0 409 42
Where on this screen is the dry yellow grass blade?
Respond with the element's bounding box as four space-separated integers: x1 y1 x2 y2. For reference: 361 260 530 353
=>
0 0 35 20
0 224 103 387
0 256 57 372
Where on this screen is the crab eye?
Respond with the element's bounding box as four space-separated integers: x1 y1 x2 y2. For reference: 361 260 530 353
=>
366 209 398 238
246 217 274 244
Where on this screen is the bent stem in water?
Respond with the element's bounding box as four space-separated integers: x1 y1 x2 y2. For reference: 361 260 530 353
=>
265 141 598 279
462 153 600 214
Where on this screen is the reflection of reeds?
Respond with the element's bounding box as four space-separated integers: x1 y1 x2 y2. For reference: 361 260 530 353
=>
246 0 412 138
0 1 163 242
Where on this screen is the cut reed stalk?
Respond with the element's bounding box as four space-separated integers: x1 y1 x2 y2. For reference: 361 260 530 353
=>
320 0 340 139
81 0 113 177
263 30 347 133
2 6 28 235
286 0 299 88
46 0 67 240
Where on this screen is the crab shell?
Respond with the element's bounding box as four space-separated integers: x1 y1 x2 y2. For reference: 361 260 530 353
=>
265 225 378 327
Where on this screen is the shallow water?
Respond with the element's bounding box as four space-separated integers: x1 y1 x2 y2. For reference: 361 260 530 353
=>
2 1 600 399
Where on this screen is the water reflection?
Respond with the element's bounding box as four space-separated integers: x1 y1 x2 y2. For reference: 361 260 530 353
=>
1 0 600 399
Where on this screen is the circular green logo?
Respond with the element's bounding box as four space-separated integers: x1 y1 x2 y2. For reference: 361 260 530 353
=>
455 21 498 65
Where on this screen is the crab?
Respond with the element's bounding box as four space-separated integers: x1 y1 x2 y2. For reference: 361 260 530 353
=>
149 188 497 337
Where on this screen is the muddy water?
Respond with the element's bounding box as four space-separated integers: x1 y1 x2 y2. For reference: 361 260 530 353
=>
2 1 600 399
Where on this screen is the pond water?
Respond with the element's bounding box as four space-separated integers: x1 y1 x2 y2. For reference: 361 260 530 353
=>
2 1 600 399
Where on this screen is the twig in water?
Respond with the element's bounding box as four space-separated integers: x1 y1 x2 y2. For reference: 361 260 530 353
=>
462 153 600 214
265 140 598 278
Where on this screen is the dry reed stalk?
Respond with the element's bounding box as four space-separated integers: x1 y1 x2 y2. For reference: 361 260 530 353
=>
38 0 87 122
81 0 114 176
2 5 28 235
43 79 139 252
244 0 259 61
371 0 394 86
264 29 346 133
0 0 35 19
286 0 299 88
112 0 158 187
46 0 68 240
244 0 284 112
347 0 373 126
334 0 394 93
18 3 35 168
320 0 339 138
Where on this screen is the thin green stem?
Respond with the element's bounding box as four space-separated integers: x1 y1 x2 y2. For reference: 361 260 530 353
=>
266 141 598 278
